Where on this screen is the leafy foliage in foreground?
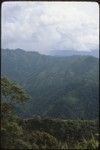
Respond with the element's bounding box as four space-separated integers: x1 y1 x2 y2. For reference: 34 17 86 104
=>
1 77 30 149
1 77 30 104
22 118 99 149
1 77 99 149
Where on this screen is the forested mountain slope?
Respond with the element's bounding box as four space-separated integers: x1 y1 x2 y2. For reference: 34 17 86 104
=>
1 49 99 119
1 77 99 149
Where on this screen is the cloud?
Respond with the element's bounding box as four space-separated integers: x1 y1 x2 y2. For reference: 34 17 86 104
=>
1 1 99 53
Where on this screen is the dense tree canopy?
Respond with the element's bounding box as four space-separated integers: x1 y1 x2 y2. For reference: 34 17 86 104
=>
1 77 31 149
1 76 99 149
1 49 99 149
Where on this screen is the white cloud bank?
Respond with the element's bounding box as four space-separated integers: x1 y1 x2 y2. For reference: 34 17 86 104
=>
1 1 99 54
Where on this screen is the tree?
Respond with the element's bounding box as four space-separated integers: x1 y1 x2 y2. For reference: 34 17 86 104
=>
1 77 30 121
1 77 30 104
1 77 31 149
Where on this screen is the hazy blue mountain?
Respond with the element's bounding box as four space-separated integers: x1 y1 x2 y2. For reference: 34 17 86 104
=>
48 50 99 58
1 49 99 119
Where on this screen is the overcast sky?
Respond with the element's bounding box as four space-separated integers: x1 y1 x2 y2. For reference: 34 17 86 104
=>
2 2 99 54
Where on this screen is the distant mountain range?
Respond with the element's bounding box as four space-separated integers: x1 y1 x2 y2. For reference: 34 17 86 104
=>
1 49 99 119
48 50 99 58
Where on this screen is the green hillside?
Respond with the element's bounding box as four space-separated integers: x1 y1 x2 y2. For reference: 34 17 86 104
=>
1 77 99 149
1 49 99 119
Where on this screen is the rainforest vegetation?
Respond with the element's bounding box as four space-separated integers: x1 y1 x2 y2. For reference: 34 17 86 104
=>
1 49 99 149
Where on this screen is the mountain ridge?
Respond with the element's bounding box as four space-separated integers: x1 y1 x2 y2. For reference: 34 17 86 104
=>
48 49 99 58
1 48 99 119
2 48 99 58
